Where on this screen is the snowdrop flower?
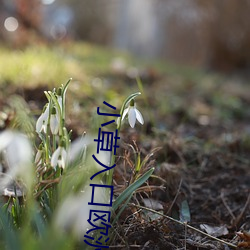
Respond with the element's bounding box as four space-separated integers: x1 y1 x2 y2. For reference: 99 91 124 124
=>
50 106 59 135
36 103 50 133
51 143 67 169
0 130 33 190
54 183 110 238
122 99 144 128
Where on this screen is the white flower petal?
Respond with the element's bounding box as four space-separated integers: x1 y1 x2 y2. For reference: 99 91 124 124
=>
36 104 50 134
128 107 136 128
0 131 33 191
121 102 144 128
61 148 67 160
0 130 13 151
122 107 129 120
135 109 144 125
51 147 61 168
44 104 50 118
55 195 86 234
36 113 45 133
51 147 67 169
5 133 32 170
58 159 64 169
50 114 59 135
55 183 111 238
60 148 67 169
41 122 48 133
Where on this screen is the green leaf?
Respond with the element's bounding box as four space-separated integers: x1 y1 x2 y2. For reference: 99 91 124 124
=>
179 199 191 222
32 209 46 237
112 167 154 211
0 207 21 250
112 192 133 225
62 78 72 98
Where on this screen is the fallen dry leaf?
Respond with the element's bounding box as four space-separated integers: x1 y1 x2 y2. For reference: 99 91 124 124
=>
237 231 250 248
200 224 229 237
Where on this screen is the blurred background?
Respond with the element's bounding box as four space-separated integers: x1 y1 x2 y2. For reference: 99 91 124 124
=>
0 2 250 249
1 0 250 72
2 0 250 134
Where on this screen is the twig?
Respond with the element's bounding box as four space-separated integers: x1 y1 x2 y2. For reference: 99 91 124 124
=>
233 192 250 227
184 221 187 250
129 203 237 249
110 244 141 248
221 190 236 221
166 178 183 215
34 179 60 198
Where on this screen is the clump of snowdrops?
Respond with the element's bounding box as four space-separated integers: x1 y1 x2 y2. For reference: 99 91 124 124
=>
0 79 154 249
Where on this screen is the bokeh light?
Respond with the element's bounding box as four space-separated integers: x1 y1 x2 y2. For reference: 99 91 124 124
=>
50 24 67 40
41 0 55 5
4 17 19 32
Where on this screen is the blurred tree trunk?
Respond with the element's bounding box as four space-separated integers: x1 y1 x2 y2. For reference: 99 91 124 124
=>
67 0 114 44
161 0 250 71
204 0 250 71
16 0 41 31
15 0 42 45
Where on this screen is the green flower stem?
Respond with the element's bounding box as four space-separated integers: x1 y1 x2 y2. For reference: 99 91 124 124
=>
44 95 53 164
52 134 56 152
107 92 141 186
61 78 72 126
48 92 63 136
63 127 70 150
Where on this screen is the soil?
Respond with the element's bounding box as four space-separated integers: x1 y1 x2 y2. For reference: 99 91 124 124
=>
1 70 250 250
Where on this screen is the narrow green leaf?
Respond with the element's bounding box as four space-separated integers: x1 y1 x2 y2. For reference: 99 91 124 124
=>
32 210 45 237
112 192 133 225
135 152 141 173
112 167 154 211
62 78 72 97
0 208 21 250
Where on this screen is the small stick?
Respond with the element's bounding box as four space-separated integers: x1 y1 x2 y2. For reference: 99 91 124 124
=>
129 203 237 249
166 178 183 215
233 192 250 227
110 245 141 248
221 190 236 221
184 221 187 250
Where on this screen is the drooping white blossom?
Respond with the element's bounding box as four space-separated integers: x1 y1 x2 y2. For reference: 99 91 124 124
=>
0 130 33 190
54 183 111 238
51 145 67 169
122 99 144 128
36 103 50 133
50 106 60 135
35 144 43 164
